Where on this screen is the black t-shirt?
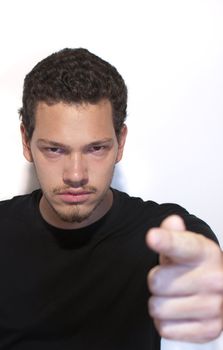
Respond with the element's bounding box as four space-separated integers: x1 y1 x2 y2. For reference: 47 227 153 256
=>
0 188 218 349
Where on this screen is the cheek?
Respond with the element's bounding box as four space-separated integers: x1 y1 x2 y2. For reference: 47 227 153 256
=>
94 164 115 188
90 157 116 177
32 157 62 185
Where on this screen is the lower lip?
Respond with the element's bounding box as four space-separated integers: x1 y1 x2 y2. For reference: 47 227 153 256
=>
58 193 91 203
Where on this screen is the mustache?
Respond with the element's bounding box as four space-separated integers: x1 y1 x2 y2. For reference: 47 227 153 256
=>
52 186 97 194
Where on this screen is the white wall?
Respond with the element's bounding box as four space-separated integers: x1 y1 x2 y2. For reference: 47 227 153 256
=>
0 1 223 348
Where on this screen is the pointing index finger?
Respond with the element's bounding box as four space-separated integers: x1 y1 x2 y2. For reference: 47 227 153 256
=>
146 227 207 265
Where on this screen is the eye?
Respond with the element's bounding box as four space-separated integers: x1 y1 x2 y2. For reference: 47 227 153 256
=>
91 146 104 152
42 147 65 158
46 147 63 153
88 145 108 155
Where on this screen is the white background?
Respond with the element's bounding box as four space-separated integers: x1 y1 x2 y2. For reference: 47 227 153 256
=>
0 1 223 349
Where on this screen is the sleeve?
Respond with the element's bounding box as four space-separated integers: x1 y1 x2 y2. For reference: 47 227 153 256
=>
158 203 219 245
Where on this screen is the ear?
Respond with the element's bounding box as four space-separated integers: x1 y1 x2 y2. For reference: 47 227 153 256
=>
20 123 33 162
116 124 128 163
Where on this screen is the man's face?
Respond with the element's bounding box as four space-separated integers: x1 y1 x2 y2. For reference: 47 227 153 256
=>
21 100 127 229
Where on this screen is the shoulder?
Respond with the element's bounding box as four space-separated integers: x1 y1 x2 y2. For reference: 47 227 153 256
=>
0 190 41 223
112 188 189 220
112 188 218 244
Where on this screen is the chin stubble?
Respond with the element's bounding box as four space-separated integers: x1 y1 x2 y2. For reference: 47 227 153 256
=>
45 190 106 224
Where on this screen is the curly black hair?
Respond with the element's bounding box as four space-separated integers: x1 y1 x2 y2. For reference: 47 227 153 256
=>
19 48 128 140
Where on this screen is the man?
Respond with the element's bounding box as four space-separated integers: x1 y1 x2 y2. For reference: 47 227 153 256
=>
0 48 222 349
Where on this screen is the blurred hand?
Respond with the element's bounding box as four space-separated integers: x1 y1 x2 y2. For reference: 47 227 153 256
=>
146 215 223 343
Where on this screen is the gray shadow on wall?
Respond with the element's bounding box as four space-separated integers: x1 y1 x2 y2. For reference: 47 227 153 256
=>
24 163 127 194
24 164 40 193
111 164 127 192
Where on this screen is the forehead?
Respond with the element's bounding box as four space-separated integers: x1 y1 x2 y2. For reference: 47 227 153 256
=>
32 100 116 144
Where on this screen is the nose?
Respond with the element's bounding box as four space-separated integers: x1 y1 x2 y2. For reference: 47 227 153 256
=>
63 153 88 188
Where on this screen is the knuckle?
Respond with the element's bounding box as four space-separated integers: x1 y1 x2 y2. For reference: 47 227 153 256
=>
157 321 172 339
200 319 223 342
148 297 162 318
203 270 223 292
201 295 223 317
147 267 160 293
206 240 222 260
211 296 223 317
213 271 223 292
218 279 223 292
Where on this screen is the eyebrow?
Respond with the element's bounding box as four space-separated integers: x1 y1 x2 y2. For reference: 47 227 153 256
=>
36 138 114 149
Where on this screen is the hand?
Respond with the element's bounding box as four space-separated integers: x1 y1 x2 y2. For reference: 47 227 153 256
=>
146 215 223 343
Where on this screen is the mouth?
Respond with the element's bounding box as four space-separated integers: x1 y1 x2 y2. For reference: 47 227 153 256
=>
57 190 94 204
